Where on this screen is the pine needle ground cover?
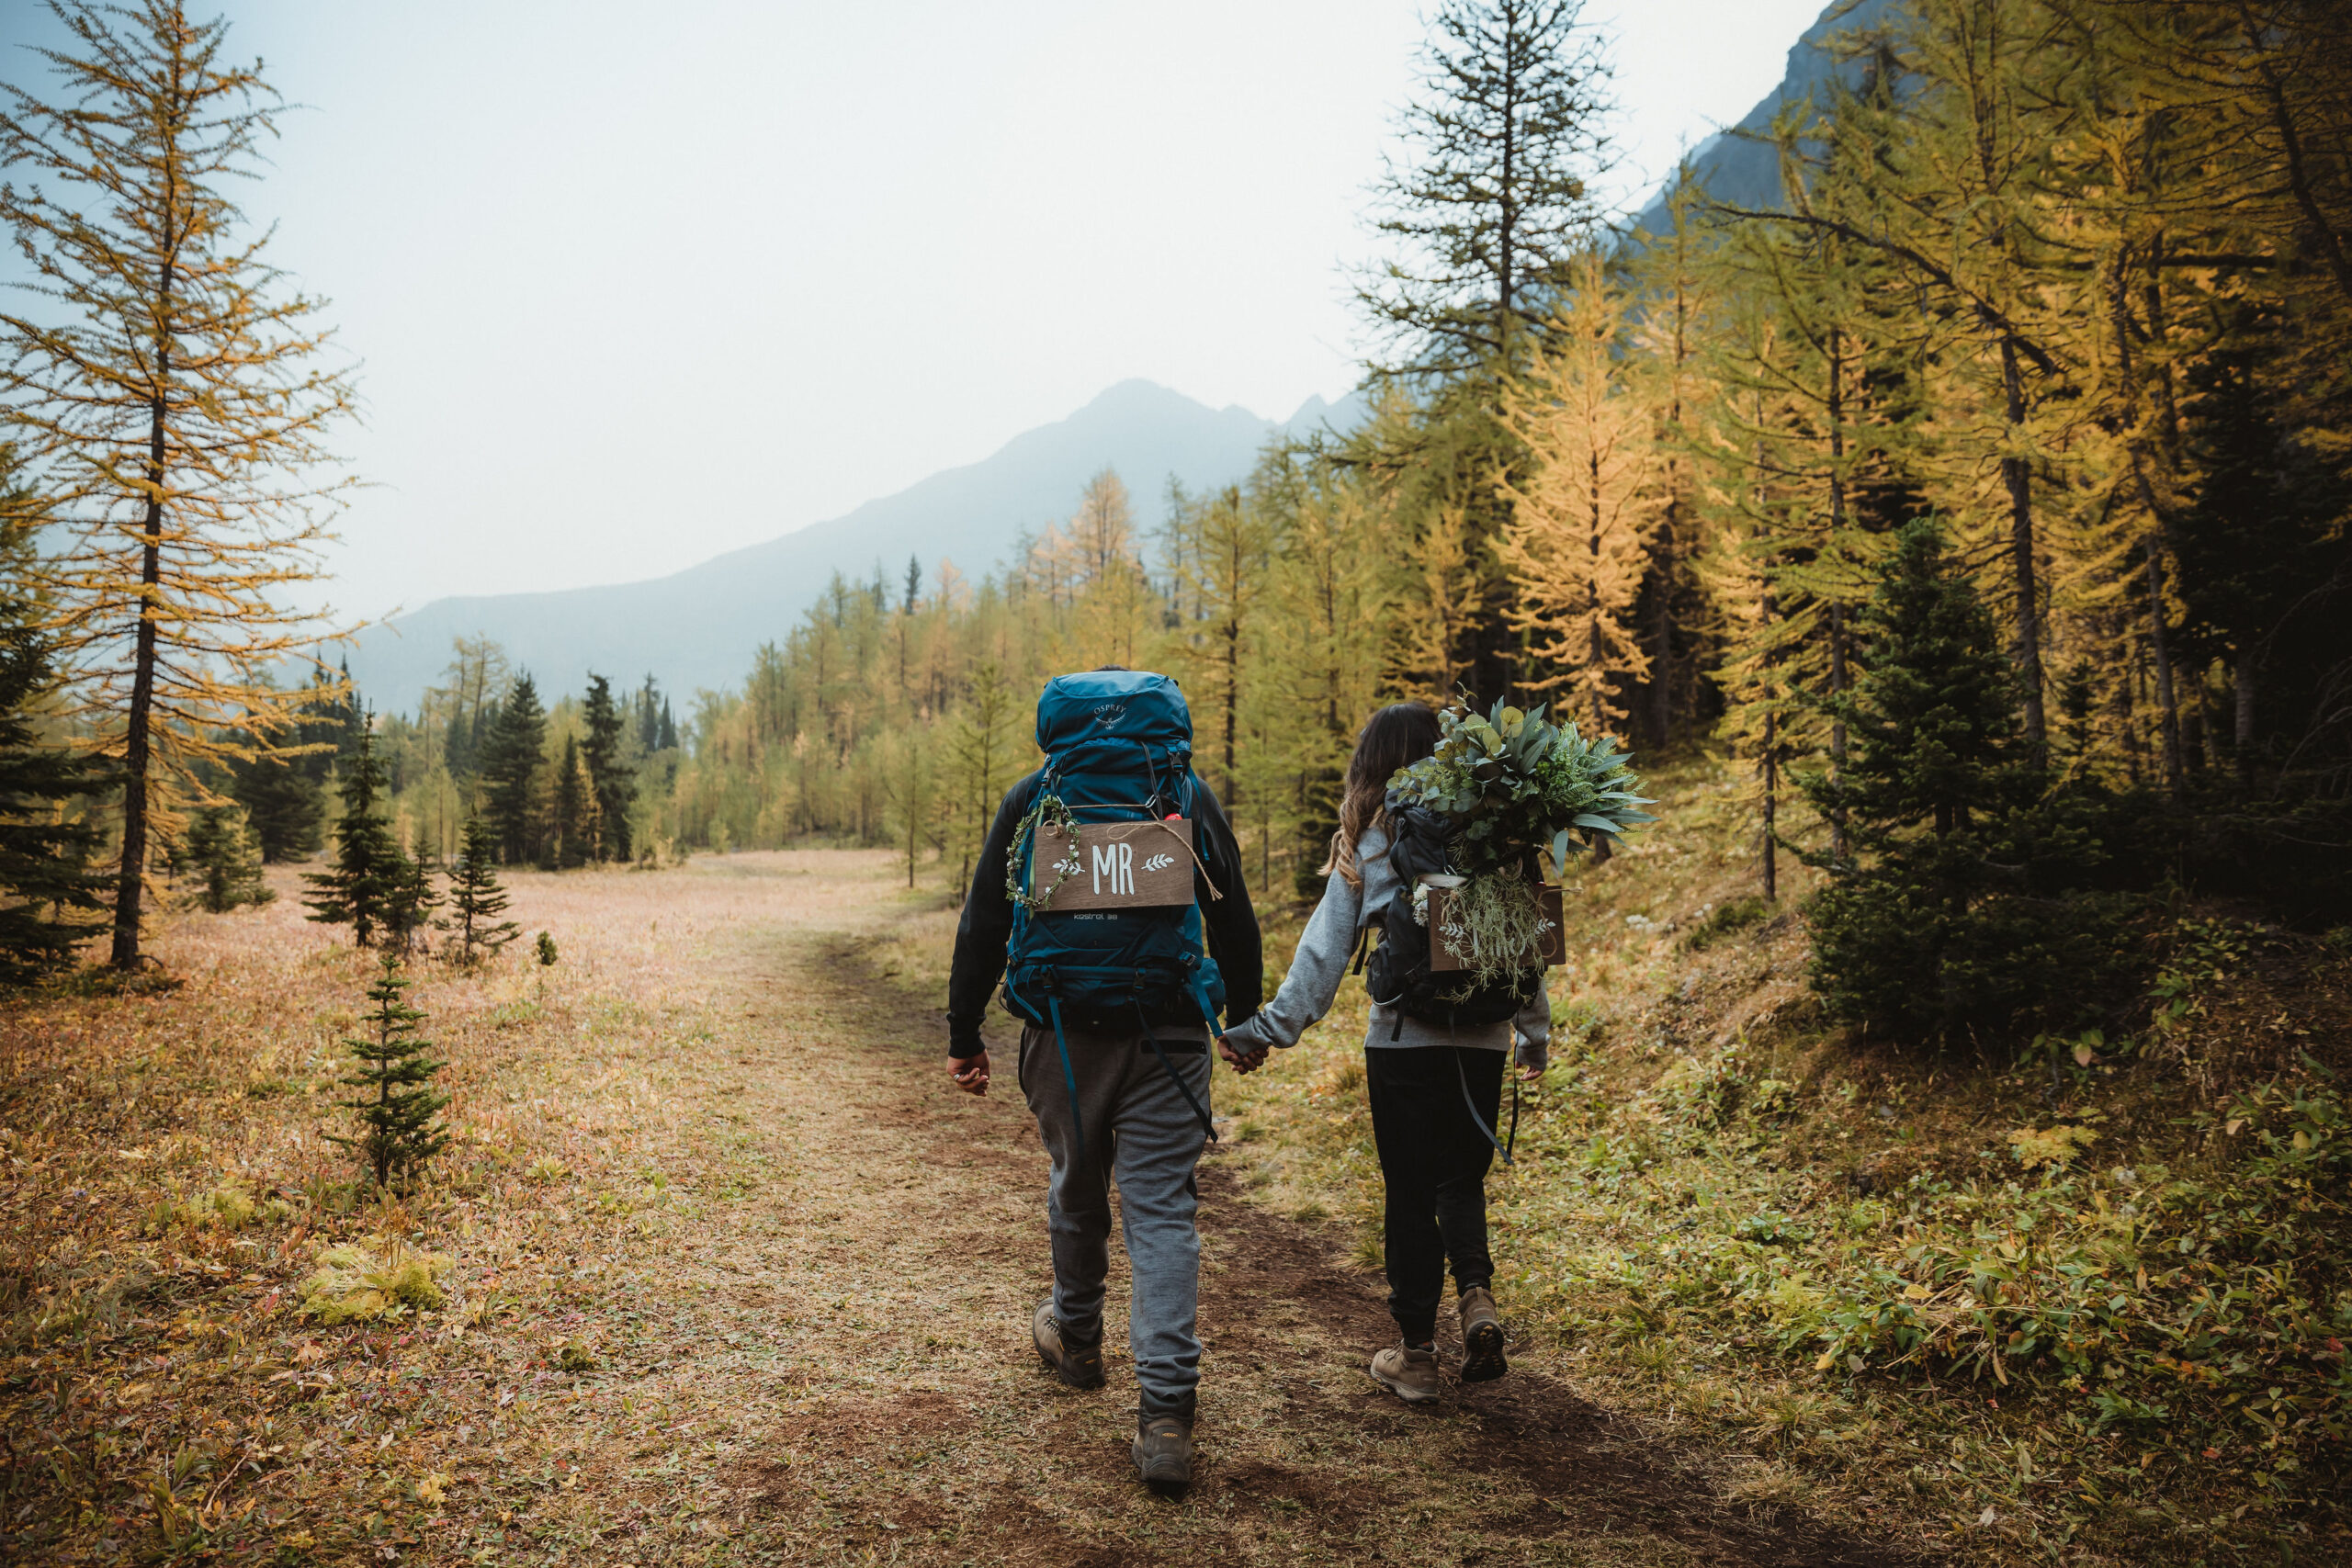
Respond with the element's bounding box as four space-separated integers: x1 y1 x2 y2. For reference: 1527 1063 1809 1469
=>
9 850 1910 1568
1217 754 2351 1566
1 853 927 1565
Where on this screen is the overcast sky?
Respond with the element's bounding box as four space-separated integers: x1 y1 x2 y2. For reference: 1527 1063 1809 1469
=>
0 0 1827 619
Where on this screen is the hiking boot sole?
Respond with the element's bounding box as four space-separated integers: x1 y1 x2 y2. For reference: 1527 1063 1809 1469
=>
1133 1442 1191 1497
1459 1319 1509 1383
1369 1359 1442 1404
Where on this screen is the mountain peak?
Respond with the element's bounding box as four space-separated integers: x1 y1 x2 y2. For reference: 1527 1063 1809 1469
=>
345 379 1318 711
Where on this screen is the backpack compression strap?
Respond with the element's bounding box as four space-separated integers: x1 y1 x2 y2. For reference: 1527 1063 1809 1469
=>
1140 998 1218 1146
1046 992 1086 1174
1455 1049 1520 1168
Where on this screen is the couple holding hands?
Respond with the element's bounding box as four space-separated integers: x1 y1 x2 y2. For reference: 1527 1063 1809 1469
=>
944 672 1548 1497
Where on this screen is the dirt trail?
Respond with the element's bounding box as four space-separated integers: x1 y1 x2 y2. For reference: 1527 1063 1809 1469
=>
613 865 1914 1568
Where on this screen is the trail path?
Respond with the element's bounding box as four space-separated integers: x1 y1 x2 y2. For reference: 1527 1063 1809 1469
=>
518 852 1907 1568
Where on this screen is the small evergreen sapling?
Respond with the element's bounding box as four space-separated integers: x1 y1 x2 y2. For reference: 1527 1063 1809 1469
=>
331 953 450 1190
383 828 440 954
446 816 519 963
180 804 273 912
303 716 402 944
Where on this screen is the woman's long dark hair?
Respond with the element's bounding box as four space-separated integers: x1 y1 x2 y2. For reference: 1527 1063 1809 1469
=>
1321 702 1442 887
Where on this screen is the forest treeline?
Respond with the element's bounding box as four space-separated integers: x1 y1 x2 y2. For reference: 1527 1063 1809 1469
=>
0 0 2346 1028
627 0 2351 975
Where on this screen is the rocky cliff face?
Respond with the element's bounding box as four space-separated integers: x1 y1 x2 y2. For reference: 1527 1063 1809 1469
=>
1625 0 1902 237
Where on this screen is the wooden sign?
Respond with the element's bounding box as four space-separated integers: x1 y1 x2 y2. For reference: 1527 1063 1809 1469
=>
1028 818 1195 910
1427 883 1566 971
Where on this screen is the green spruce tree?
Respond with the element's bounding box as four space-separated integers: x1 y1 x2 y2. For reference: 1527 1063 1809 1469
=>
230 753 324 862
1801 519 2142 1039
330 953 449 1190
580 672 633 861
0 513 109 984
549 733 592 869
303 716 402 945
383 827 440 953
480 673 545 864
447 816 519 963
180 804 272 913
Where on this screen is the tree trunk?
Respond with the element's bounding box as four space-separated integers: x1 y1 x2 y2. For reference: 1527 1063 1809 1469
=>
1647 506 1675 748
1760 573 1780 903
2143 536 2185 800
1999 336 2048 762
1221 597 1239 810
1760 707 1778 904
2233 652 2256 784
1826 330 1851 860
112 374 170 969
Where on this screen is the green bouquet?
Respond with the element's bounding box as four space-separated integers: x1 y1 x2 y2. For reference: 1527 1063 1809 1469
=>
1385 696 1654 987
1387 695 1655 875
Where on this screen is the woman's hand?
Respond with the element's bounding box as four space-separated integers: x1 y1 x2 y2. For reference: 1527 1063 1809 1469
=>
949 1049 990 1095
1217 1035 1269 1074
1517 1062 1545 1082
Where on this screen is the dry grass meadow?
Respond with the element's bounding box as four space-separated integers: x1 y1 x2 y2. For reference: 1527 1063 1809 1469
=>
0 848 1928 1568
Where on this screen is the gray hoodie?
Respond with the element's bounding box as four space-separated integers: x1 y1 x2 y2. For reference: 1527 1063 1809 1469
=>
1219 823 1550 1070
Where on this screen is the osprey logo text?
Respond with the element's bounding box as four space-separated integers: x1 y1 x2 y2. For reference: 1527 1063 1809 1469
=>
1091 701 1128 728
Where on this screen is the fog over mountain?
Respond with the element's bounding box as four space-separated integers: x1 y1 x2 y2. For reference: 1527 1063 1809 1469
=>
344 380 1367 713
345 0 1882 717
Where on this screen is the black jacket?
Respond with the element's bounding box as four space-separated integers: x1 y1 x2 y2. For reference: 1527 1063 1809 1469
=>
946 770 1261 1056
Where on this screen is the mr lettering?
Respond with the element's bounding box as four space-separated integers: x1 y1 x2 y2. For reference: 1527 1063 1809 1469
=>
1030 819 1195 910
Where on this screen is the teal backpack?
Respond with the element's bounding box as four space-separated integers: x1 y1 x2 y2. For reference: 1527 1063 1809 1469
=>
1002 671 1227 1161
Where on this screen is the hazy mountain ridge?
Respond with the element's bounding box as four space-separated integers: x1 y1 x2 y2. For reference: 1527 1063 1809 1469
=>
348 0 1876 716
345 379 1367 713
1626 0 1900 238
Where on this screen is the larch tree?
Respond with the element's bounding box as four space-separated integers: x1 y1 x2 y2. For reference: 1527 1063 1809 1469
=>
1496 254 1660 729
0 0 356 968
1160 483 1269 807
1718 0 2097 763
1353 0 1614 697
1623 166 1730 749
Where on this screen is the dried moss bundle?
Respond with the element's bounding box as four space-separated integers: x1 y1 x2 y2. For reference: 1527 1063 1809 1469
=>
1433 867 1555 991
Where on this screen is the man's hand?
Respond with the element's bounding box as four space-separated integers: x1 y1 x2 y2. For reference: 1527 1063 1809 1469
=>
1217 1036 1268 1075
1517 1061 1545 1082
949 1049 990 1096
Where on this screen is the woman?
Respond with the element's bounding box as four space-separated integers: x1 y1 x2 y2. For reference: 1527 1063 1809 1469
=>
1218 702 1548 1402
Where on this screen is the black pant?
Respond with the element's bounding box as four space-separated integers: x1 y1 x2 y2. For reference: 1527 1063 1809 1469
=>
1364 1045 1503 1344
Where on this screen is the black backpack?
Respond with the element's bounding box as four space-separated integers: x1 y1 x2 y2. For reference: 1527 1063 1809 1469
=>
1362 805 1544 1039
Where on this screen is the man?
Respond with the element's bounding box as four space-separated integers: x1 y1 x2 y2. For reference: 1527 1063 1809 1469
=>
945 674 1261 1497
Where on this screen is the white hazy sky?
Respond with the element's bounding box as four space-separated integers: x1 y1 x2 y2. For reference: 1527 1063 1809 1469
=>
0 0 1826 618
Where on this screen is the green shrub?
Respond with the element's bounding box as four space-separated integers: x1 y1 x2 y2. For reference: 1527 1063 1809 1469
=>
298 1240 451 1325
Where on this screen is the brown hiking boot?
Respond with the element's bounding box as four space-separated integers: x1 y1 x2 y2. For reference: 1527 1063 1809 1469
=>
1458 1285 1508 1382
1032 1298 1104 1390
1368 1339 1442 1404
1132 1414 1194 1496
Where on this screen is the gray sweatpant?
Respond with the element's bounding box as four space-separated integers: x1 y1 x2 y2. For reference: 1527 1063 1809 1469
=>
1018 1021 1213 1419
